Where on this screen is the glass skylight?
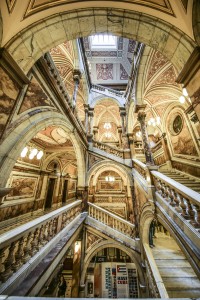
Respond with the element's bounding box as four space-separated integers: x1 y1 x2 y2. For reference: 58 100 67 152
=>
90 34 117 49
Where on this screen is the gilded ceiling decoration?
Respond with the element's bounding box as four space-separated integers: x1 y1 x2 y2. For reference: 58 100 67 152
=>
24 0 175 19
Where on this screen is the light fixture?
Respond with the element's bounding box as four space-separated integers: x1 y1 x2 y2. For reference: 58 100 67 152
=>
75 241 80 253
148 117 160 127
20 146 44 160
105 175 115 182
105 132 111 138
20 147 28 158
179 87 191 104
136 131 142 138
104 122 111 130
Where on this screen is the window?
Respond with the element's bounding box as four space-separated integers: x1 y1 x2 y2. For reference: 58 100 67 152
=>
90 34 117 49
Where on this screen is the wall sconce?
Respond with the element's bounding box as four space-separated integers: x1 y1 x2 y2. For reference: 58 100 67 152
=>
20 146 44 160
148 117 160 127
136 131 142 138
75 241 80 253
179 88 191 104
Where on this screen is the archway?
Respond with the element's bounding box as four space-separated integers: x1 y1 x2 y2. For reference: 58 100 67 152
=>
6 8 196 74
0 111 85 188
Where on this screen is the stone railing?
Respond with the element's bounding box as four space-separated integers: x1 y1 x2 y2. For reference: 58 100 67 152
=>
93 194 126 203
93 140 124 158
151 141 166 166
88 203 135 238
0 200 82 284
151 171 200 231
91 84 124 101
132 159 148 180
144 243 169 298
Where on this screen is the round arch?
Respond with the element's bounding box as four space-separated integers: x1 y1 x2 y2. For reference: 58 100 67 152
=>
6 8 196 74
80 240 145 287
0 111 85 187
90 95 122 108
87 160 133 191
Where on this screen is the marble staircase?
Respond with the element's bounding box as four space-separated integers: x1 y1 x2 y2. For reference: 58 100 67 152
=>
161 169 200 193
152 231 200 298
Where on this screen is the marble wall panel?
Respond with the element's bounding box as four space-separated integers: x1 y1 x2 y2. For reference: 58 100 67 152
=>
19 76 54 113
0 66 19 137
7 175 38 199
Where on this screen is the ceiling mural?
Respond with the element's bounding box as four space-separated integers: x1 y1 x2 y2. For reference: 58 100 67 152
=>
82 36 136 88
32 126 73 148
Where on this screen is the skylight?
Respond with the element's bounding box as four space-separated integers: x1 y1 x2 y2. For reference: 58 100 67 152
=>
90 34 117 49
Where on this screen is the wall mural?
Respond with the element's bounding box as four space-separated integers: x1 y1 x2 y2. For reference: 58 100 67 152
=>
0 66 19 137
169 113 198 156
7 175 38 199
19 76 54 113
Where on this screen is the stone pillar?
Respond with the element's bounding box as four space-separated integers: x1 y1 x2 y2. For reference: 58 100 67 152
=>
93 126 98 141
137 111 154 165
161 133 172 169
117 126 122 147
127 133 136 159
84 104 89 133
130 185 139 238
119 107 126 134
72 69 82 108
88 108 94 141
71 240 82 298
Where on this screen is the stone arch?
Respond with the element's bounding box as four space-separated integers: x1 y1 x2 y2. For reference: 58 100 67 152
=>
90 96 121 109
0 111 85 187
80 240 144 287
87 159 133 191
6 8 196 74
193 0 200 46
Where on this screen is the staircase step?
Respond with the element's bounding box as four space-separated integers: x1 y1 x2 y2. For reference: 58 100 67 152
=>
163 277 200 289
159 267 197 277
155 260 190 268
168 289 200 298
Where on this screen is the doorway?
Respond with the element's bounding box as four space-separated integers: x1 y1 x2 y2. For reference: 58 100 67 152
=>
45 178 55 209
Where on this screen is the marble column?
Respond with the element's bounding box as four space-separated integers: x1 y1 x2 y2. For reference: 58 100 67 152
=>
161 133 172 169
119 107 126 134
93 126 98 141
127 133 136 159
84 104 89 133
117 126 122 148
137 111 154 165
72 69 82 108
71 240 82 297
88 108 94 141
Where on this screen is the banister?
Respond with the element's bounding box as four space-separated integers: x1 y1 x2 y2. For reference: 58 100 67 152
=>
151 171 200 205
88 202 135 228
0 200 82 248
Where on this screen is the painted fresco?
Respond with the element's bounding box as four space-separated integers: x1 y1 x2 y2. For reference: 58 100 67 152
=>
19 76 53 113
7 176 38 198
0 66 19 136
100 181 121 191
169 114 198 156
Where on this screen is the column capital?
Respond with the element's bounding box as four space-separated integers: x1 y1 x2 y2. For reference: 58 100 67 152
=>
73 69 82 83
135 104 146 113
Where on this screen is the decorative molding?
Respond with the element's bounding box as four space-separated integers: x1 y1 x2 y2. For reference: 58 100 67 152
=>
0 48 29 87
176 47 200 86
24 0 175 19
6 0 17 13
179 0 188 12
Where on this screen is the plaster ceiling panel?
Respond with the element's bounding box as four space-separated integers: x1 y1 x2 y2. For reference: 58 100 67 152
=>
24 0 175 18
33 126 73 148
146 50 169 85
153 65 179 86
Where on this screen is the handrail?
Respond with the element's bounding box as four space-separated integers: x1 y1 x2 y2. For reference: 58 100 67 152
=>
132 158 148 180
151 171 200 229
144 243 169 298
0 201 82 283
93 140 124 159
88 202 135 238
91 84 124 99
